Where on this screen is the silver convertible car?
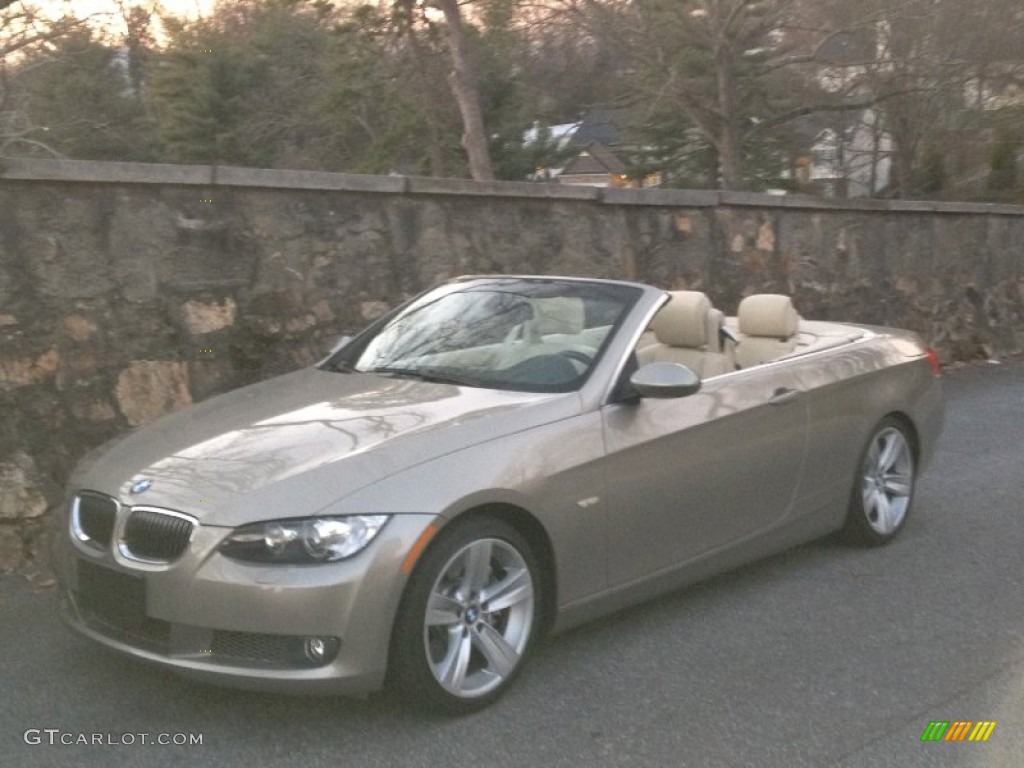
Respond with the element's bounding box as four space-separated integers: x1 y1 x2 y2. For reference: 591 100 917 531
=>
55 275 943 712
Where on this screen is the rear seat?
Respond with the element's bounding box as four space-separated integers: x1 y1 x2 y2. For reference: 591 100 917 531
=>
637 291 735 377
733 294 801 368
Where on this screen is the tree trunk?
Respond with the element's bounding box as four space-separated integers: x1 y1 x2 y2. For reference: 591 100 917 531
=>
435 0 494 181
714 36 742 190
405 25 447 177
890 118 917 199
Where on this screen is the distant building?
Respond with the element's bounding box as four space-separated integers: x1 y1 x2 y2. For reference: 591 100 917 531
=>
801 110 892 198
556 142 628 187
524 110 663 188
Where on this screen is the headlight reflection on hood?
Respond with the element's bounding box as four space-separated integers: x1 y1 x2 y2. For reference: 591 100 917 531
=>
219 515 390 564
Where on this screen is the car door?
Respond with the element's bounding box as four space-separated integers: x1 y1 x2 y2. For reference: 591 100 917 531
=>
599 366 809 586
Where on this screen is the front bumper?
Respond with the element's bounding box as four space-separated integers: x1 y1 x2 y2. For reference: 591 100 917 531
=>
54 511 438 695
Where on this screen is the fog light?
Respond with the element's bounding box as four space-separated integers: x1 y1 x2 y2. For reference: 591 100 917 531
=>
303 636 339 665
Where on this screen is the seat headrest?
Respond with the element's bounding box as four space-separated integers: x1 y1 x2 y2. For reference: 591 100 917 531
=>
737 294 799 338
529 297 585 336
651 291 711 348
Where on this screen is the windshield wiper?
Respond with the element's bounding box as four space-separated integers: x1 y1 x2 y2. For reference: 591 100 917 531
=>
364 367 479 387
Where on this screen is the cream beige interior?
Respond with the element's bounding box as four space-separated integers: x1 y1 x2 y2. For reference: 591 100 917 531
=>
637 291 735 377
524 297 585 341
731 294 801 368
416 296 606 372
722 295 868 368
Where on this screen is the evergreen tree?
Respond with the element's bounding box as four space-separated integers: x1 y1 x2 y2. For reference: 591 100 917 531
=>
20 28 156 161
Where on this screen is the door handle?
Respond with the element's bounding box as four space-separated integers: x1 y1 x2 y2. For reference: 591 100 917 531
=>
768 387 801 406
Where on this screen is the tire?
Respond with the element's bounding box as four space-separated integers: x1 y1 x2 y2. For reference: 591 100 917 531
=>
841 417 917 546
389 516 542 714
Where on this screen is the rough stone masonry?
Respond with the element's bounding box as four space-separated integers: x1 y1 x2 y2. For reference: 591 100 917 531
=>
1 158 1022 571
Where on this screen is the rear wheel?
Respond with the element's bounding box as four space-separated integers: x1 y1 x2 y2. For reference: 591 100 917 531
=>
389 517 541 713
842 418 916 545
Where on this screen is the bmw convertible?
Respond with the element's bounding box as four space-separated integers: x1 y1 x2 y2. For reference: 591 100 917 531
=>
55 275 944 712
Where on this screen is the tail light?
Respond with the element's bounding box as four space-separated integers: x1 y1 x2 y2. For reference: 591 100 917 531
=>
925 348 941 377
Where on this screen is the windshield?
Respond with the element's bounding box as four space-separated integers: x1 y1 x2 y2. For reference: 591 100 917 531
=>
328 278 642 393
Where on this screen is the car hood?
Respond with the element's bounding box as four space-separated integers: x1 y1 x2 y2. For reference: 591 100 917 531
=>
73 368 579 527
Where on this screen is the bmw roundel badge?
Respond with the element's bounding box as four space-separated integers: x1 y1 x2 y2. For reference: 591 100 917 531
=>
129 476 153 495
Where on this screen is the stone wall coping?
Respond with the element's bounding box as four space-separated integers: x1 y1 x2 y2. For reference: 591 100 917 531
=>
0 158 214 185
406 175 601 201
214 166 407 193
601 187 721 207
3 157 1023 216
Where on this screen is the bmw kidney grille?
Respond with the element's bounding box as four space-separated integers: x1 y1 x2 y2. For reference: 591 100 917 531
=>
71 492 195 562
121 508 195 562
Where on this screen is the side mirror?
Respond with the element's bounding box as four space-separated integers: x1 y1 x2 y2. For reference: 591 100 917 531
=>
630 362 701 399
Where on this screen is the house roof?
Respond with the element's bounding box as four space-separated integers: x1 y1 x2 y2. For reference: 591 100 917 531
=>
523 107 631 151
566 108 628 147
523 121 581 150
560 142 627 176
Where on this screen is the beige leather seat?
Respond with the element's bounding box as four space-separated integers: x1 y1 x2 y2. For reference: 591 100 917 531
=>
637 291 734 377
734 294 800 368
525 297 585 341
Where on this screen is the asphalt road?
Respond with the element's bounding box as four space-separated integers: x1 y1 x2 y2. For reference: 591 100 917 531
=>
2 361 1023 768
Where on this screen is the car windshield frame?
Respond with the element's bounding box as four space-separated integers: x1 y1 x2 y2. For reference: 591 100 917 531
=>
322 277 644 394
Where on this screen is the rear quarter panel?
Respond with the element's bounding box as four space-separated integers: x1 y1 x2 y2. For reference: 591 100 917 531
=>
782 331 944 529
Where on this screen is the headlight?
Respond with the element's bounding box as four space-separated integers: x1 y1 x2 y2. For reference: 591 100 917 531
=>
219 515 390 564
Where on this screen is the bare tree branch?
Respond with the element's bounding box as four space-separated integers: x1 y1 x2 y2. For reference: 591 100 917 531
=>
744 87 936 137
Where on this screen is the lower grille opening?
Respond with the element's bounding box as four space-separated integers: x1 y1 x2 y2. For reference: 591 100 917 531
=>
212 631 340 668
75 560 170 653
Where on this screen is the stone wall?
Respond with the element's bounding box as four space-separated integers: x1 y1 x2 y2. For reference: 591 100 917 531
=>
1 158 1023 571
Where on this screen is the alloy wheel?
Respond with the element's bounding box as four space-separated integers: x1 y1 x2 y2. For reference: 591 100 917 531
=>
422 537 535 699
860 426 914 535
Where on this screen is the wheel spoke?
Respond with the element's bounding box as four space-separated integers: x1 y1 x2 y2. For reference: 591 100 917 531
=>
874 489 893 533
426 591 463 627
883 472 912 497
437 628 472 692
861 478 876 508
471 621 520 679
461 540 493 595
877 433 902 473
480 567 533 613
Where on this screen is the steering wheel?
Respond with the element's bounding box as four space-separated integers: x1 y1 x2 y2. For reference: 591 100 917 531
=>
557 349 594 367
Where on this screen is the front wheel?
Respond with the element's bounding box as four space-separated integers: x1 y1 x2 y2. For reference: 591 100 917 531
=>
389 517 541 713
841 418 916 546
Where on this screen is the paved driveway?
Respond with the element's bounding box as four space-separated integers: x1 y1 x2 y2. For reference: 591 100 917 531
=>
2 361 1022 767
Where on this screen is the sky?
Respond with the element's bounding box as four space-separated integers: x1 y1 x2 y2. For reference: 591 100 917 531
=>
54 0 215 19
32 0 217 39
